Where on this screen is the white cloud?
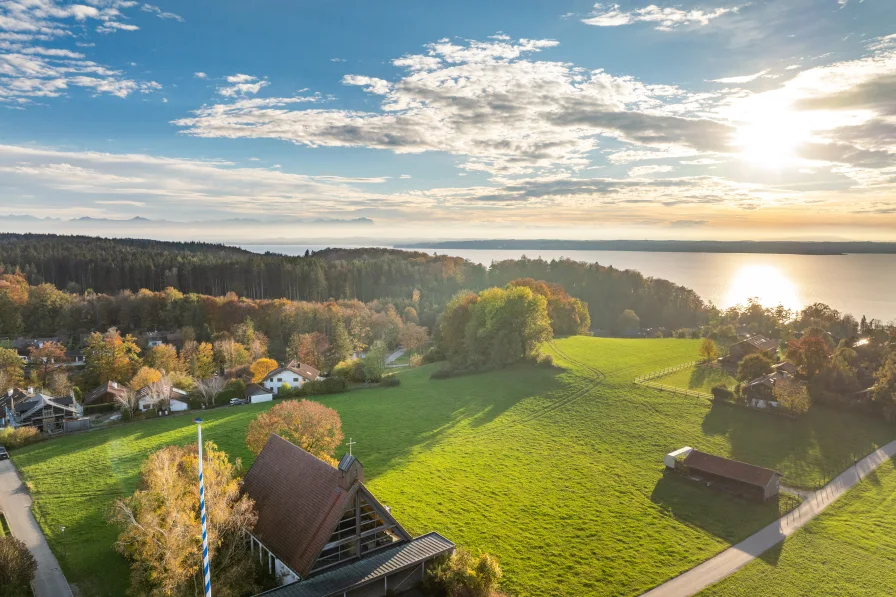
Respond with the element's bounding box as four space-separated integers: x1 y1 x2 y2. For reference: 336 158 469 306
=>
711 70 769 84
0 0 157 102
582 3 741 31
141 4 183 22
95 199 146 206
175 37 734 178
218 74 268 97
342 75 391 95
399 174 411 179
193 71 207 79
681 158 724 165
628 164 674 177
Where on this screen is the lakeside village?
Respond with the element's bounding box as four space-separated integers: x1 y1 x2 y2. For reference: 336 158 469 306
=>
1 277 895 596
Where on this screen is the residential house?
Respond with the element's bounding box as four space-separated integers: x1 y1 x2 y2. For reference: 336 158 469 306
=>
726 335 779 363
742 370 792 401
244 435 455 596
83 381 130 406
772 361 798 375
683 449 782 501
245 384 273 404
5 391 84 435
143 330 180 348
135 383 189 412
262 361 321 395
0 388 33 427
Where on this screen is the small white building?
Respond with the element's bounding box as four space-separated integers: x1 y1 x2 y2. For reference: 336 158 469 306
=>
261 360 322 395
246 384 273 404
665 446 693 470
136 385 189 412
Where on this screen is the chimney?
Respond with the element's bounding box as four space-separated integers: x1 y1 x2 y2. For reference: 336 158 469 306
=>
338 453 364 490
111 381 117 389
6 388 12 397
27 387 34 395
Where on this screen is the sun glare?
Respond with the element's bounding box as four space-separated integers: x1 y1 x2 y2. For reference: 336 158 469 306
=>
732 108 808 168
722 265 802 312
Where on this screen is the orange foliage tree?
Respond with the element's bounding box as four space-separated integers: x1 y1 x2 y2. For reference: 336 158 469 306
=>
110 442 258 597
249 358 279 383
246 400 343 465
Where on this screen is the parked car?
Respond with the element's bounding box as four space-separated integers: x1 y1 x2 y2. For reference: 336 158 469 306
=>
229 398 247 407
0 447 8 461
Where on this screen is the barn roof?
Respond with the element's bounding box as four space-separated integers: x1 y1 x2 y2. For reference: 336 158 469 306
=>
684 450 781 488
264 360 321 383
740 335 778 352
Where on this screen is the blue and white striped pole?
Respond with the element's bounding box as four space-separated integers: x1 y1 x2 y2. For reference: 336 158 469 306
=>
195 418 212 597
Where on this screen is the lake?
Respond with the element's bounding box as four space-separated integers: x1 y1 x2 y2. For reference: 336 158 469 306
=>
240 245 896 322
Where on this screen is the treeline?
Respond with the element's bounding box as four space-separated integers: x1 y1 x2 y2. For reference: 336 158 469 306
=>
0 234 709 332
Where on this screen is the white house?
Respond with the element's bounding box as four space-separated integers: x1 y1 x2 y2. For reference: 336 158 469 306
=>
245 384 273 404
261 360 321 395
136 385 189 412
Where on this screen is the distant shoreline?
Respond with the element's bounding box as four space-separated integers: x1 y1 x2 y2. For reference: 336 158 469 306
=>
393 240 896 255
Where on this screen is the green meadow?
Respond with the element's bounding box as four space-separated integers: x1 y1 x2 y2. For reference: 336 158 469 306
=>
11 337 896 596
700 458 896 597
659 364 739 393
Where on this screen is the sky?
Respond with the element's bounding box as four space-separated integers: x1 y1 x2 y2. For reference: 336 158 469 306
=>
1 0 895 242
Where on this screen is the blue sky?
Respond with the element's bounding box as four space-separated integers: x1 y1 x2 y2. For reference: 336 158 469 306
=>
1 0 895 242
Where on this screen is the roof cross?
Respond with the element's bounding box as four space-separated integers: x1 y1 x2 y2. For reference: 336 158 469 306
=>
346 438 356 456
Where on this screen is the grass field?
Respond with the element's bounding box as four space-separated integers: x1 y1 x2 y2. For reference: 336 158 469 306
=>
660 364 738 393
11 337 896 597
700 458 896 597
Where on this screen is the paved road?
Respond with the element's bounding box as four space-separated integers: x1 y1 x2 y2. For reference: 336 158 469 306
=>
642 439 896 597
0 459 73 597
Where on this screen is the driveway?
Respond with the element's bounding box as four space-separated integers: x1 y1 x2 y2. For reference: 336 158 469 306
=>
0 459 73 597
385 348 407 365
641 439 896 597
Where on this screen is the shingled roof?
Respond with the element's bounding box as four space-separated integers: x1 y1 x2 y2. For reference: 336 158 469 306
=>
243 435 408 578
684 450 781 488
742 335 779 352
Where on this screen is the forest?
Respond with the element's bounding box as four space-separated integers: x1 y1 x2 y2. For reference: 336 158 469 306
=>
0 234 708 332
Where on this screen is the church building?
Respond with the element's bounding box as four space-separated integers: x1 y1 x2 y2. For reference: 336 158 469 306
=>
244 435 455 597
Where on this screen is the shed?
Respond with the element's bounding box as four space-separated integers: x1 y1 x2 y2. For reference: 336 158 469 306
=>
683 450 782 501
664 446 693 469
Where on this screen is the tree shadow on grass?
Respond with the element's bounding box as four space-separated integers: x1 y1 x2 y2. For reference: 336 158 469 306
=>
650 472 789 548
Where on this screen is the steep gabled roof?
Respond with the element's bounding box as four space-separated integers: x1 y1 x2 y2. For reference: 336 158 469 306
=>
246 383 272 397
14 393 80 421
684 450 781 488
83 381 129 405
742 335 778 352
264 360 321 383
243 435 408 578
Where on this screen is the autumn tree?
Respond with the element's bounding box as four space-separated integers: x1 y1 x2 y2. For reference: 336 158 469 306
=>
737 353 773 381
402 306 419 325
774 377 810 416
195 376 226 408
213 338 250 370
145 344 181 374
464 286 553 368
84 328 142 386
786 336 832 378
287 332 329 371
111 442 258 597
698 338 718 364
436 292 478 363
617 309 641 335
47 370 73 398
873 354 896 421
426 548 505 597
181 341 216 379
249 358 278 383
507 278 590 335
398 323 430 358
0 347 24 393
129 366 163 392
114 388 139 416
28 341 68 387
0 536 37 596
246 400 343 465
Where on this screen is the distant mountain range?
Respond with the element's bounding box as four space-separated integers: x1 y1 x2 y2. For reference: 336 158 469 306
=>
395 239 896 255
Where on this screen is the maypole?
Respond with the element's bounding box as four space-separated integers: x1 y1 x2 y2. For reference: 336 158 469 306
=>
195 418 212 597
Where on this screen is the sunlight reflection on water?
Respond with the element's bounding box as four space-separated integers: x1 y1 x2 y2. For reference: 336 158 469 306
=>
721 265 802 312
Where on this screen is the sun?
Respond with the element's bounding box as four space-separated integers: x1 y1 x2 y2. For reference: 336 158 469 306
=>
732 108 808 168
722 265 802 312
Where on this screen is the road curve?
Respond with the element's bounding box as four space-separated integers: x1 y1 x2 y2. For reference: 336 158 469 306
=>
0 459 73 597
641 439 896 597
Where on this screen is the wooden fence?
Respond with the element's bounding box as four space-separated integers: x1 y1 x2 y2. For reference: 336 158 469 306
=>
634 360 713 400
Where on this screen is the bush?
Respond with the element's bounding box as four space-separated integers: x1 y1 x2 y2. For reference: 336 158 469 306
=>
224 378 246 395
409 354 424 368
0 426 42 450
422 346 446 364
711 385 735 402
424 548 505 597
215 389 239 406
83 403 117 415
332 359 366 383
379 376 401 388
299 377 349 396
0 536 37 595
536 353 554 367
